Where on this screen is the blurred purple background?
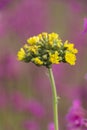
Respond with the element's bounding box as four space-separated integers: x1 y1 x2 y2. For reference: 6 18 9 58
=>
0 0 87 130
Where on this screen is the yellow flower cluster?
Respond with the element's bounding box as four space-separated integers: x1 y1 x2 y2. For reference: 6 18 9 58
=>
64 40 78 65
49 51 60 64
17 32 78 68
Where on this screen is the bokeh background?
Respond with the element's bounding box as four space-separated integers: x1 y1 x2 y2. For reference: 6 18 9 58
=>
0 0 87 130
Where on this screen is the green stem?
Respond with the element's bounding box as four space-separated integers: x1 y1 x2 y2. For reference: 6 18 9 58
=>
48 67 60 130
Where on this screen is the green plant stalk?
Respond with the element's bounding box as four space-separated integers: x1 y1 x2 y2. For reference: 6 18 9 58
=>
48 67 59 130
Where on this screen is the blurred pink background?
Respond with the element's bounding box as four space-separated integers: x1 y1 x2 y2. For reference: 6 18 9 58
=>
0 0 87 130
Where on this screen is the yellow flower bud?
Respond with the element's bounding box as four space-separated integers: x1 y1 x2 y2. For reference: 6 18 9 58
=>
17 48 26 61
32 57 43 65
49 51 60 64
65 51 76 65
27 36 39 45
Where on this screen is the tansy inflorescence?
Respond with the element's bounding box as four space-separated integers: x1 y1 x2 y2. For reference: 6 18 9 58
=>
17 32 78 68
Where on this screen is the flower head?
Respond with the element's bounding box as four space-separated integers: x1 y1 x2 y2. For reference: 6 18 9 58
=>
65 100 87 130
17 32 78 68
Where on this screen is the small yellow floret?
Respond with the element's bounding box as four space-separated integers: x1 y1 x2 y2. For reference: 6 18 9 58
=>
65 51 76 65
49 32 58 39
38 32 48 41
27 36 39 45
57 40 62 47
49 51 60 64
24 44 29 49
72 48 78 54
64 40 74 48
64 40 78 54
38 34 43 40
17 48 26 61
48 32 58 42
29 45 39 54
48 33 61 46
32 57 43 65
49 41 53 45
42 32 48 38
